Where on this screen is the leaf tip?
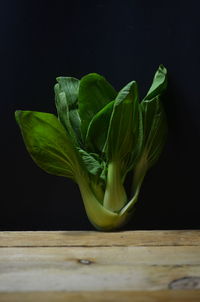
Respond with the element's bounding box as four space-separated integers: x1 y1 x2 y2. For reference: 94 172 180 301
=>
80 73 102 83
56 76 62 82
158 64 167 75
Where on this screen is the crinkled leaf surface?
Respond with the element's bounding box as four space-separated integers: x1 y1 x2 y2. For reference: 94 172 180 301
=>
56 76 79 106
55 88 76 141
15 110 82 180
78 73 117 139
77 148 103 176
55 77 82 145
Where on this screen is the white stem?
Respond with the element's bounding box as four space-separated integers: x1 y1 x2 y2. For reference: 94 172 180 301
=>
103 161 127 212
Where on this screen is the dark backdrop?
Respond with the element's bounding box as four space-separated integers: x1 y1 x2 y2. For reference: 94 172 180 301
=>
1 0 200 230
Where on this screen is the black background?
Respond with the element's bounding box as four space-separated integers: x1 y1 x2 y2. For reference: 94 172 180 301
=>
1 0 200 230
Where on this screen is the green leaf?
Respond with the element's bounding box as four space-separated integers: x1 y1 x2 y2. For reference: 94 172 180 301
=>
130 66 168 199
55 87 75 139
68 109 82 141
86 101 114 153
15 66 168 232
140 96 167 168
77 148 103 176
55 77 82 145
56 76 79 107
144 64 167 101
78 73 117 139
15 110 82 180
104 81 141 170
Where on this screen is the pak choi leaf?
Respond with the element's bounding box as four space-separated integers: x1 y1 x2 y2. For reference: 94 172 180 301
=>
15 110 82 181
78 73 117 139
15 65 168 231
55 77 82 145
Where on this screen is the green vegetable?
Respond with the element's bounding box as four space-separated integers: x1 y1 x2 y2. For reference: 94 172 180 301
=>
15 65 167 231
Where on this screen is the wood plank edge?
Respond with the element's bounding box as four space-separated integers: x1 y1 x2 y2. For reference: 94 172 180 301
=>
0 230 200 247
0 290 199 302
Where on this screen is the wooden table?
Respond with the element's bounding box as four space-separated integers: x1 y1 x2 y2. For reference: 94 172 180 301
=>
0 230 200 301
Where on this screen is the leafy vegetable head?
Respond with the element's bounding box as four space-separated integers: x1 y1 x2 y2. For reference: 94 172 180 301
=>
15 65 167 231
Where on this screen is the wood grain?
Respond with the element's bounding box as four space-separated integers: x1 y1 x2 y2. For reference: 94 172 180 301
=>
0 291 200 302
0 246 200 291
0 230 199 247
0 231 199 301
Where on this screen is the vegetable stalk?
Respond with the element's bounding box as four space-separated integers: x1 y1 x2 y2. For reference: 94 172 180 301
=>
15 65 168 231
103 161 127 212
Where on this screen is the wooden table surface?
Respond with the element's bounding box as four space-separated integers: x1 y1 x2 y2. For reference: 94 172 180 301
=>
0 230 200 301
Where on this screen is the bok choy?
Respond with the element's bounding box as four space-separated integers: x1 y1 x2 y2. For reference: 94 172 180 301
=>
15 65 167 231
